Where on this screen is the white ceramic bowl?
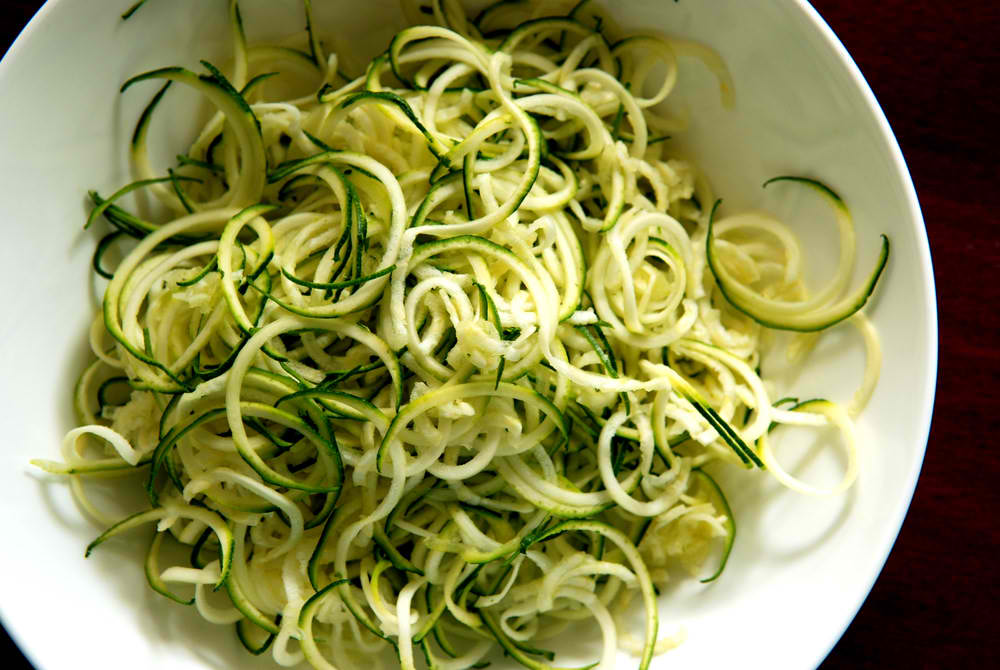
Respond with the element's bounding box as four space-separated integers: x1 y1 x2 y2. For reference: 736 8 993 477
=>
0 1 936 669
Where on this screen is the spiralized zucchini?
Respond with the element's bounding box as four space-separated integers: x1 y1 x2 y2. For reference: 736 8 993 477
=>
34 1 888 669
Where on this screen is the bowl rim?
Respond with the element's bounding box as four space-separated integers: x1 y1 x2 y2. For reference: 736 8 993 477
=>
791 0 938 666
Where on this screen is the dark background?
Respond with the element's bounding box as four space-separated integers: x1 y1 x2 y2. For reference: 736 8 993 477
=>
1 1 997 668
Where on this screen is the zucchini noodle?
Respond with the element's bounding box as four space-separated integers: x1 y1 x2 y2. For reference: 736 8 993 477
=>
34 1 889 669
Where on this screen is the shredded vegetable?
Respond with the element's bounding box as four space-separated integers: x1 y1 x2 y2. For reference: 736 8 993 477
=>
33 1 888 668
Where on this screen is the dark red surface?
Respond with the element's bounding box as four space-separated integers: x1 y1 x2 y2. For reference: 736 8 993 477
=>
1 2 997 668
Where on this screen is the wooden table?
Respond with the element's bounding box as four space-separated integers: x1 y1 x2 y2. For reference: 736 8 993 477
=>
806 2 1000 665
1 1 996 668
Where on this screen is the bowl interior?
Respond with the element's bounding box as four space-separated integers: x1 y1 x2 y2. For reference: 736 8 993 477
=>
0 1 935 669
